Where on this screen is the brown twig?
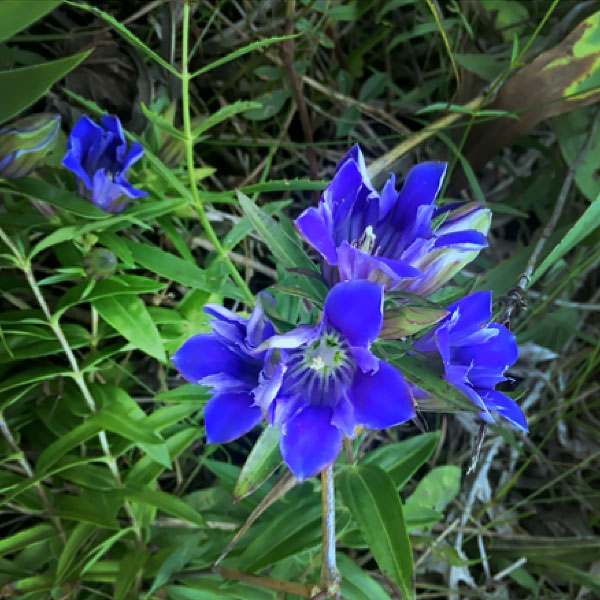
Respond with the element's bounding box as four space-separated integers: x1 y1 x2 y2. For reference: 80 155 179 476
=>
214 566 318 598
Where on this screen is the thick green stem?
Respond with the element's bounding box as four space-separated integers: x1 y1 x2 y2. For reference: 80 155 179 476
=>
181 1 254 306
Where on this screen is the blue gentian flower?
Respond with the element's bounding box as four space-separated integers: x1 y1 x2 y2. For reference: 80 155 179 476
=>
295 145 491 296
62 115 147 213
413 291 527 432
260 280 415 481
172 294 276 444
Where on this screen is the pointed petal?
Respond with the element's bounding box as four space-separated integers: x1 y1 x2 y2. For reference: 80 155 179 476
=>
331 394 356 437
350 346 379 373
171 334 244 385
295 206 337 265
481 390 527 432
445 291 492 338
393 162 447 230
433 230 488 250
258 324 319 350
350 361 415 429
337 242 420 286
324 280 383 347
204 391 262 443
454 324 517 370
280 406 342 481
122 141 144 172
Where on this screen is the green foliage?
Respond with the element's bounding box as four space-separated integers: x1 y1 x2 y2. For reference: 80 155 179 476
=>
1 1 599 599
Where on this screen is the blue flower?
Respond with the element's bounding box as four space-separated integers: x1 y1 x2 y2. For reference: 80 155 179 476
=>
62 115 147 213
171 294 276 444
260 280 415 481
295 145 491 296
413 291 527 432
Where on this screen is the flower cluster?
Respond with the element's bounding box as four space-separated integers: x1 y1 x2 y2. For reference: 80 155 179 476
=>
173 145 526 481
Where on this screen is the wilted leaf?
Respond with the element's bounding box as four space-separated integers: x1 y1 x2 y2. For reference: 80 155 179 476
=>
456 11 600 188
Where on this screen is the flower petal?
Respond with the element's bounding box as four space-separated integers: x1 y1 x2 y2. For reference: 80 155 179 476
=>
295 206 337 265
433 230 488 250
280 406 342 481
172 334 244 385
481 390 527 432
393 162 446 230
350 361 415 429
258 324 319 350
121 141 144 172
454 324 517 370
204 391 262 443
445 291 492 338
324 280 383 347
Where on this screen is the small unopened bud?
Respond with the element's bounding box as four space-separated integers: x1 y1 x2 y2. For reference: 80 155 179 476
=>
381 305 448 339
84 248 117 280
0 113 61 178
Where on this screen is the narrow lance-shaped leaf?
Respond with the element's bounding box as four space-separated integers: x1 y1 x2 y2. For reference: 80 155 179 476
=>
233 426 282 501
339 465 415 600
92 294 165 363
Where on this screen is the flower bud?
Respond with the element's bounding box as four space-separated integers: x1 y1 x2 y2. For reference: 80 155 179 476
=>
83 248 117 280
380 305 448 339
0 113 61 178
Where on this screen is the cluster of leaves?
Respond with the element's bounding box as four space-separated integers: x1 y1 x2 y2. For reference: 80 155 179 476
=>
1 1 600 599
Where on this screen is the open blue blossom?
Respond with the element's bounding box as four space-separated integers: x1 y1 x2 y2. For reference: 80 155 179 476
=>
260 280 415 481
62 115 147 213
295 145 491 296
413 291 527 432
171 295 276 444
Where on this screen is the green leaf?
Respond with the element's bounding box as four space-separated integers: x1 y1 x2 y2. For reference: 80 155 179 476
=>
92 409 164 446
238 494 349 572
0 523 57 556
114 550 149 600
389 353 478 414
122 483 206 527
339 465 414 599
67 1 179 77
360 431 439 489
57 275 166 315
237 190 325 302
406 466 461 512
0 0 63 44
531 190 600 285
123 240 210 291
55 522 96 584
141 102 187 140
92 294 165 362
242 89 289 121
36 419 101 473
192 101 262 139
337 553 392 600
5 177 107 218
191 35 296 78
453 53 506 81
0 50 91 124
148 533 205 594
233 426 281 501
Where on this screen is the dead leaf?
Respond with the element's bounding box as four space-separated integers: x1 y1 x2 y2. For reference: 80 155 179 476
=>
451 11 600 192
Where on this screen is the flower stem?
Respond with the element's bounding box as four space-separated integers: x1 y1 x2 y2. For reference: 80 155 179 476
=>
180 1 254 306
320 464 340 597
0 226 142 542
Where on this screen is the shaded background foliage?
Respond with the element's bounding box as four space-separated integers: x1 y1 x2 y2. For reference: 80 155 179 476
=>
1 0 600 598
